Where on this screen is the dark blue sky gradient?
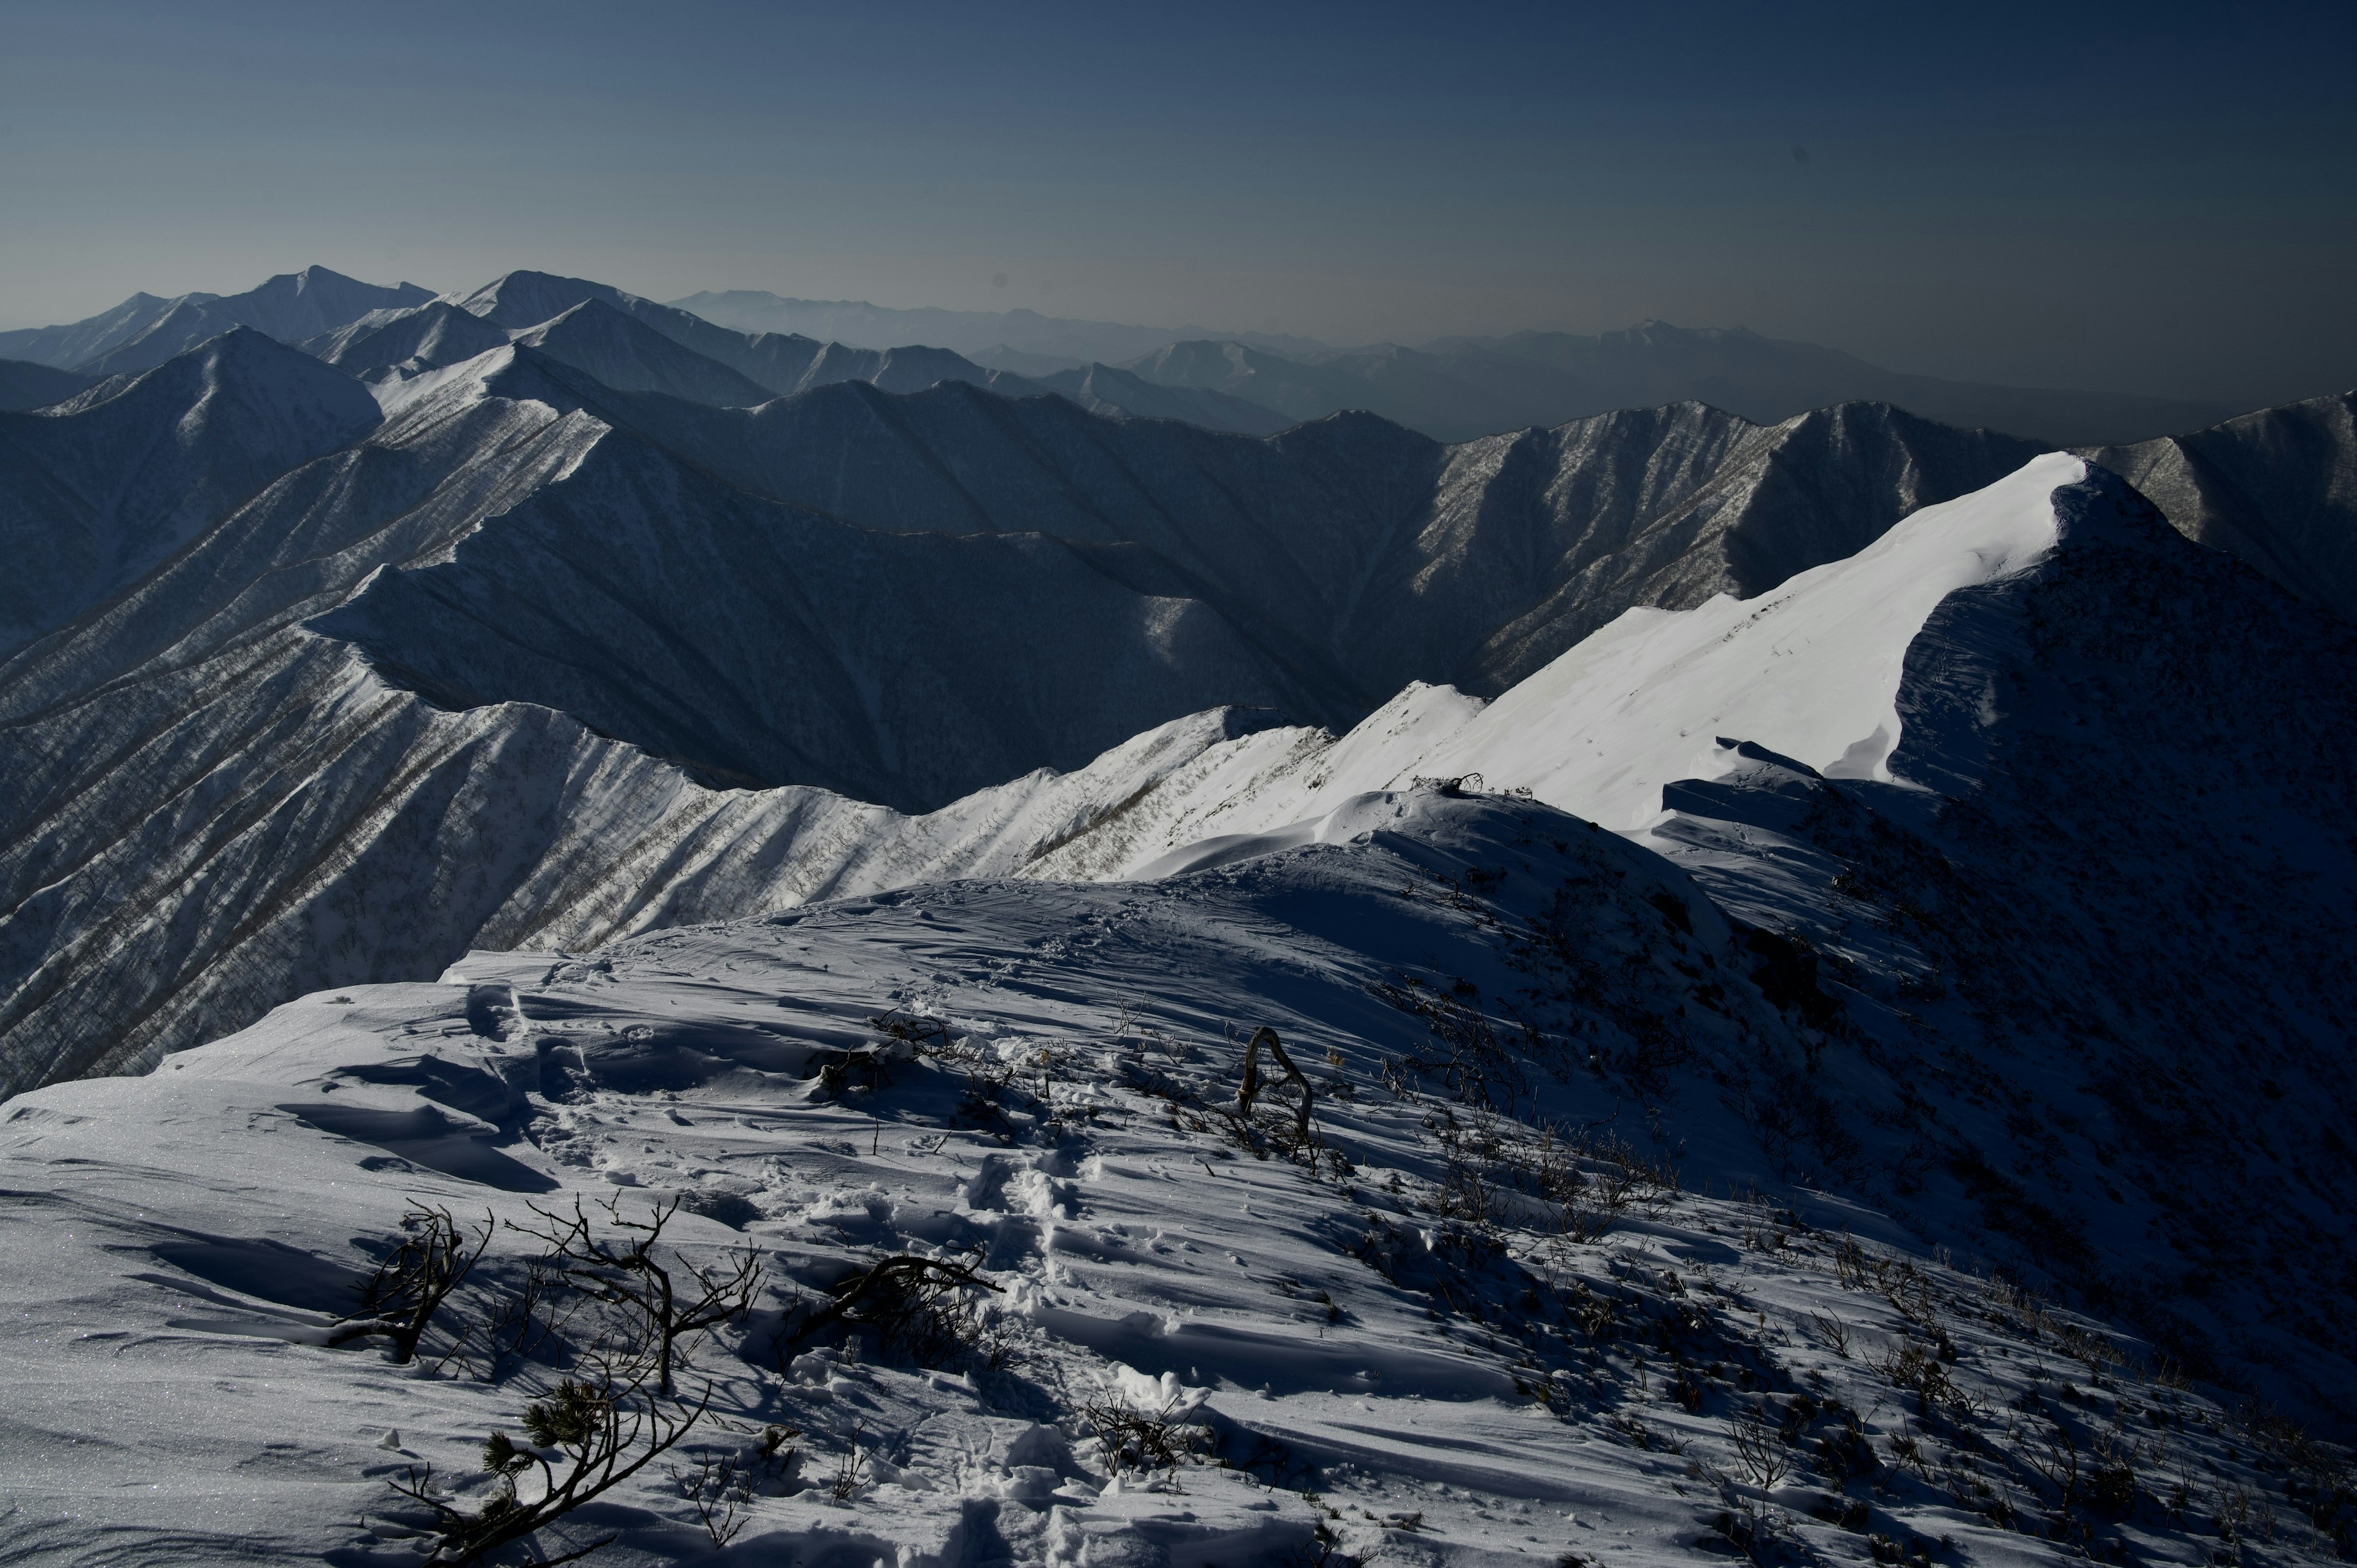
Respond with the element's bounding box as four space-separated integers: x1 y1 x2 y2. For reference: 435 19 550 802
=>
2 0 2351 404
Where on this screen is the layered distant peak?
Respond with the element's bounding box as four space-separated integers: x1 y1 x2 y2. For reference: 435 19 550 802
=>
1029 362 1296 434
447 269 633 330
71 267 433 379
509 299 776 407
1124 338 1264 384
0 329 383 656
863 342 1000 395
48 325 381 430
219 265 435 342
0 358 93 412
307 298 510 382
0 291 215 370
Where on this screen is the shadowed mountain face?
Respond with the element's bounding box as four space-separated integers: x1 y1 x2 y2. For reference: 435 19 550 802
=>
581 376 2047 704
1124 322 2235 447
0 358 91 412
0 330 382 656
2081 390 2357 619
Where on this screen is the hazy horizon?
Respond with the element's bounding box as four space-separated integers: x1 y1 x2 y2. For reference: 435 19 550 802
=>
4 0 2352 409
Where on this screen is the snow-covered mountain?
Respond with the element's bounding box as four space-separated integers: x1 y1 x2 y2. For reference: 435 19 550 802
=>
0 356 90 411
1 454 2350 1566
0 329 382 655
0 288 219 368
2081 388 2357 619
71 266 438 377
4 285 2349 1109
584 385 2048 701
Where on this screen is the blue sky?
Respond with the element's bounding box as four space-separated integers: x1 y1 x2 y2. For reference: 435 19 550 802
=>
2 0 2351 404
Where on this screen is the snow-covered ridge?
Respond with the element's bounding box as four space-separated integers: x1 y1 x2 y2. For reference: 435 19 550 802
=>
1013 454 2086 873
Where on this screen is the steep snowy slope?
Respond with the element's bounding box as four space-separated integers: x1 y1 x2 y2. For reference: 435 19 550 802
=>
0 357 93 411
3 786 2348 1567
2080 389 2356 619
1050 453 2082 843
0 328 382 656
999 462 2357 1416
76 266 435 376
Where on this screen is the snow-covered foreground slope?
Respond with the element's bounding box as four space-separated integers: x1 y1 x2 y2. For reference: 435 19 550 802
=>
7 789 2347 1567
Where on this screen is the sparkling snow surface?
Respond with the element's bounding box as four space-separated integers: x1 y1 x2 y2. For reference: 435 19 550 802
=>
0 789 2277 1568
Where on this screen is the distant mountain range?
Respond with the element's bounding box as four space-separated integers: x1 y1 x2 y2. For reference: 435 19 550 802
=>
667 288 1329 363
1 269 2273 447
669 288 2239 446
1115 324 2236 446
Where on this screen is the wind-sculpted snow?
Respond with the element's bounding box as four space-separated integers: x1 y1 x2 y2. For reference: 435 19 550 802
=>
4 788 2348 1566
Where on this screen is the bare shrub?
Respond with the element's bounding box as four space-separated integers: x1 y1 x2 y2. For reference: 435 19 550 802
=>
330 1205 489 1364
1236 1026 1317 1150
1082 1391 1209 1480
1729 1404 1793 1493
511 1195 762 1394
772 1251 1004 1370
670 1448 752 1549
